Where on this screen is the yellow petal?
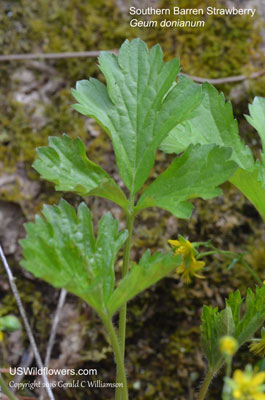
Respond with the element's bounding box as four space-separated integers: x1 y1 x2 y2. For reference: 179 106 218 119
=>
233 388 242 398
250 372 265 386
176 246 189 255
193 272 205 280
168 240 181 247
253 394 265 400
176 264 185 274
233 369 245 384
192 260 205 270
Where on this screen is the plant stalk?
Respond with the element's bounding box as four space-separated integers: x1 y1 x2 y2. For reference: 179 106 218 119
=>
0 374 18 400
197 368 215 400
119 215 134 358
115 193 135 399
197 249 239 259
222 357 232 400
103 317 128 400
225 357 232 379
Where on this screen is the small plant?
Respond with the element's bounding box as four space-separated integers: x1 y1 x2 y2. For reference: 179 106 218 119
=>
14 38 265 399
161 68 265 399
0 314 20 341
0 313 20 400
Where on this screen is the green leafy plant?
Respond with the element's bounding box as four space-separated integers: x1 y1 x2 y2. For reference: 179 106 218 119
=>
17 39 265 400
0 314 20 334
199 287 265 399
0 313 20 400
161 83 265 220
160 76 265 399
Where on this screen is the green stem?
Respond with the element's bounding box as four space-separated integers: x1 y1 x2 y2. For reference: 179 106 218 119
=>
197 249 238 259
0 374 18 400
197 251 218 258
197 368 215 400
119 213 134 358
240 259 263 287
225 358 232 378
115 193 135 400
103 317 128 400
222 357 232 400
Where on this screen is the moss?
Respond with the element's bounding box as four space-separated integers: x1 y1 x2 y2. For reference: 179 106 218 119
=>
1 0 136 80
0 98 37 170
143 0 262 81
0 0 137 217
0 274 50 341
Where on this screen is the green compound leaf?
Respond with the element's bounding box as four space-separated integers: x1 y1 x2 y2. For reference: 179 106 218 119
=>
134 144 237 219
227 287 265 346
107 250 180 317
33 134 128 210
246 97 265 146
201 286 265 370
201 305 235 370
160 83 254 170
72 38 202 194
20 200 128 318
160 83 265 221
229 167 265 221
245 97 265 193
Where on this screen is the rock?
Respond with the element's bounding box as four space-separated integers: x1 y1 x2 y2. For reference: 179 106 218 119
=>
0 168 41 255
0 200 24 255
11 65 63 130
0 169 41 200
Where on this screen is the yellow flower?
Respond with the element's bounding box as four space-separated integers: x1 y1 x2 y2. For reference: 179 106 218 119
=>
168 235 205 283
249 328 265 358
228 365 265 400
0 331 3 341
168 237 194 257
176 256 205 284
220 336 238 356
